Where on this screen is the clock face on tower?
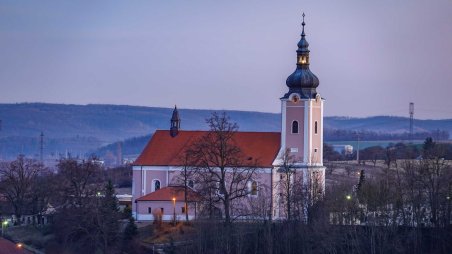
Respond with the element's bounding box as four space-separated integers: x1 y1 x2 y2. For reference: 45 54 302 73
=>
292 95 299 103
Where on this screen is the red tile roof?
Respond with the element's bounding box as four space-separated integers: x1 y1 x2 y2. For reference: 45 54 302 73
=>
136 186 200 202
0 238 32 254
134 130 280 168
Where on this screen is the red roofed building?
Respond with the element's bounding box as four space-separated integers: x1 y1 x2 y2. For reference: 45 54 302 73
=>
132 15 325 221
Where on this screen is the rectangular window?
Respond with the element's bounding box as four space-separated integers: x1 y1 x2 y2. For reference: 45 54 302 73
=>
160 208 164 214
148 207 152 214
182 207 186 213
314 148 318 152
290 148 298 153
251 181 258 196
217 182 225 195
315 121 318 134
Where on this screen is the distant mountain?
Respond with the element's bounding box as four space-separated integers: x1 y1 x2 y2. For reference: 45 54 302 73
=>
0 103 451 160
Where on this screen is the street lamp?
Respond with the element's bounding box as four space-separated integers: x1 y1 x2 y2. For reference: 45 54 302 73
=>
172 197 176 225
2 220 8 236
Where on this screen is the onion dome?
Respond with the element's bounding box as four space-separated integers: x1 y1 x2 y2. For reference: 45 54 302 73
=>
284 13 320 99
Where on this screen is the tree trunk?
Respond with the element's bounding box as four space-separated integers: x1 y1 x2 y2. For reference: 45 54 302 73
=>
185 183 189 222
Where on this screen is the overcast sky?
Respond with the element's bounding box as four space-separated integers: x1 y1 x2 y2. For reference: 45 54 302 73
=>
0 1 451 119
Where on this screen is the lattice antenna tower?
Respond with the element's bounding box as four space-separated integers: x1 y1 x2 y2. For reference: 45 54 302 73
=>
409 102 414 143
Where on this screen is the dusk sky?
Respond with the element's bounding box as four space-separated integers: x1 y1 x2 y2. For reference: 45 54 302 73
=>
0 1 451 119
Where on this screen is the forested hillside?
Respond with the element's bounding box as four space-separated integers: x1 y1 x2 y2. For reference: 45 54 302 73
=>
0 103 451 160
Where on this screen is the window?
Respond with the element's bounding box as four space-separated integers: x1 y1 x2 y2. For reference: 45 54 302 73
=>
216 182 225 195
160 208 164 213
148 207 152 214
188 180 194 188
247 181 258 196
292 121 299 134
181 207 186 213
315 121 318 134
153 180 161 191
298 55 309 64
251 181 258 196
314 148 318 152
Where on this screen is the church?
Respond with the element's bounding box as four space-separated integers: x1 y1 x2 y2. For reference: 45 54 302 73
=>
132 14 325 221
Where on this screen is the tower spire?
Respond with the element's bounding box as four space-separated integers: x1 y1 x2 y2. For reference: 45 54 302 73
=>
301 12 306 37
170 105 181 137
284 13 319 99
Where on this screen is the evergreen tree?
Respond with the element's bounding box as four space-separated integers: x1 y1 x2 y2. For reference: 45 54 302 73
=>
422 137 436 159
356 169 365 192
122 217 140 253
123 217 138 242
99 180 120 252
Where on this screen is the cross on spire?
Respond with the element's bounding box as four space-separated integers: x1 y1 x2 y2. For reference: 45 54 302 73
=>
301 12 306 36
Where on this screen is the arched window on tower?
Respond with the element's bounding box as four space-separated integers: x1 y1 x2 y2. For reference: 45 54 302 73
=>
153 180 161 192
292 121 299 134
315 121 318 134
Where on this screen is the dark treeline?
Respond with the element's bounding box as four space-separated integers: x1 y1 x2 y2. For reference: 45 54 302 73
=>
0 156 141 253
324 140 452 162
324 129 449 141
173 221 451 254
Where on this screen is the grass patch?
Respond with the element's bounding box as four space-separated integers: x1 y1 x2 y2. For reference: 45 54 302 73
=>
141 222 196 244
5 225 54 251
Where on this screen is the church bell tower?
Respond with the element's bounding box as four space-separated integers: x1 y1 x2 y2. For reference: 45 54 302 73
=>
281 13 324 167
274 13 326 219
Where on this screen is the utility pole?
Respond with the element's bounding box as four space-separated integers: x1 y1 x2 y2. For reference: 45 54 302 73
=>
409 102 414 143
356 132 360 164
117 141 123 166
40 131 44 163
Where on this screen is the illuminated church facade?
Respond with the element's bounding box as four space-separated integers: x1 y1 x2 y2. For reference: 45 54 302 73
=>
132 14 325 221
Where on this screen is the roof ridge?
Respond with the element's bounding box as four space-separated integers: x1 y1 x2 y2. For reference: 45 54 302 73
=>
155 130 281 134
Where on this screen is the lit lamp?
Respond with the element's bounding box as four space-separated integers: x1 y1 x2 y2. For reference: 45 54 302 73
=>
172 197 176 225
1 220 8 236
298 56 308 64
16 243 23 249
346 195 352 200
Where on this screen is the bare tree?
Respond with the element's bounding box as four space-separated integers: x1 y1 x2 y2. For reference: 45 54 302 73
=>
189 112 258 225
419 138 451 227
175 152 197 223
275 148 298 220
53 158 121 253
0 155 44 224
55 157 104 207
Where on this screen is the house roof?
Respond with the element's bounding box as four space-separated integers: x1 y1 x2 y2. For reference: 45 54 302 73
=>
136 186 200 202
134 130 281 168
0 238 32 254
